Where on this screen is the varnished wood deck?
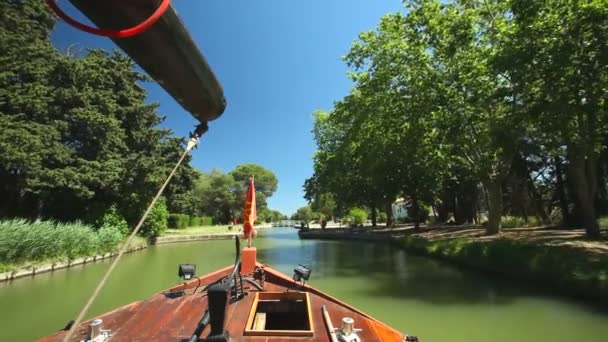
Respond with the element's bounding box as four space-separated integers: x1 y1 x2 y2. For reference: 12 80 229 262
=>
40 263 408 341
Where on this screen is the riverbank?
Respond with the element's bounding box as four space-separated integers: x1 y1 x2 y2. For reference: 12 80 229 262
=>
299 226 608 305
158 224 274 243
0 238 148 282
0 225 277 281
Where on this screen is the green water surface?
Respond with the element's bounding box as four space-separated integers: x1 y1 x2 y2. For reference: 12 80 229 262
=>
1 228 607 341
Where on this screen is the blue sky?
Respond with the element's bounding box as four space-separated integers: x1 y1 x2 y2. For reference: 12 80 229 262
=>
51 0 402 215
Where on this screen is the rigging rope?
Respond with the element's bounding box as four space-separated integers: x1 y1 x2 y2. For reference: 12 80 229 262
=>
62 135 201 342
46 0 171 38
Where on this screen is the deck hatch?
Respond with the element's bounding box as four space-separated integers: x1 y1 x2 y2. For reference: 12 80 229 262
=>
244 292 314 337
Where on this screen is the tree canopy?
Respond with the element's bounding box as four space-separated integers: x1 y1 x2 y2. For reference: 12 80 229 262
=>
306 0 608 238
0 1 200 233
194 164 282 224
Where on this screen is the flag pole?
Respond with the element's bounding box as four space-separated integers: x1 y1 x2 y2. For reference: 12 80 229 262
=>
248 175 254 248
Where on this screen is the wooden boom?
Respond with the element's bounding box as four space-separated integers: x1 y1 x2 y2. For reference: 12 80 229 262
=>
68 0 226 123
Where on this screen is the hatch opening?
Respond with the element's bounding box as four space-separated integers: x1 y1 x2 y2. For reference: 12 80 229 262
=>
245 292 314 337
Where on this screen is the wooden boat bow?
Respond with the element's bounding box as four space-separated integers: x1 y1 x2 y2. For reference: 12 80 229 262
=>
40 247 416 341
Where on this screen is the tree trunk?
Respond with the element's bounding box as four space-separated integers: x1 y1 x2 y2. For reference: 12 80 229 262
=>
554 155 571 226
370 205 377 228
411 195 421 231
36 195 45 220
385 201 394 228
527 174 549 225
519 151 548 224
436 196 449 222
567 146 600 238
484 180 502 235
597 148 608 215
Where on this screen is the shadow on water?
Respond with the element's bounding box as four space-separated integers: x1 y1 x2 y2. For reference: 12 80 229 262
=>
258 241 515 306
256 229 608 312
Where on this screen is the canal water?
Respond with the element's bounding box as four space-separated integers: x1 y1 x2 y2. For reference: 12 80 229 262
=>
1 228 607 341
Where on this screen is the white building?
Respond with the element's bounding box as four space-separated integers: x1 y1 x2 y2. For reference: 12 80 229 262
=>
392 198 410 220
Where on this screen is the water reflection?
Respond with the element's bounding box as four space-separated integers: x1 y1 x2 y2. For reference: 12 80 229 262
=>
259 229 565 306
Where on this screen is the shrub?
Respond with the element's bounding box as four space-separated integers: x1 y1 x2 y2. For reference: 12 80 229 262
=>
599 216 608 229
502 216 541 228
168 213 190 229
312 212 325 221
348 207 368 225
201 216 213 225
549 208 564 225
97 205 130 236
140 198 169 238
378 212 388 223
168 214 179 229
396 216 409 224
189 216 202 227
407 204 430 223
419 204 430 222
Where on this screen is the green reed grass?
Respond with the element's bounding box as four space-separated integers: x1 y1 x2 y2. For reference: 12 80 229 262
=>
0 219 124 268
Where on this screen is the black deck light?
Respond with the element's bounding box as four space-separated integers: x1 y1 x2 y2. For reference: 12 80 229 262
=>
178 264 196 280
293 264 311 283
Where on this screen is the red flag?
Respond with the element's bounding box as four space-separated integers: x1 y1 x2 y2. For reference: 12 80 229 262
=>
242 177 257 239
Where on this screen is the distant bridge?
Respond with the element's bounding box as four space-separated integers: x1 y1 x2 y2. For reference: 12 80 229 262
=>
271 220 300 227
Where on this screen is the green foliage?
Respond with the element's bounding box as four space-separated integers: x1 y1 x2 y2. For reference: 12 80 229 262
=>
268 210 284 223
293 206 313 223
168 213 190 229
409 204 430 224
348 208 367 225
305 0 608 238
228 164 278 213
378 212 387 223
201 216 213 226
312 212 325 221
189 216 201 227
0 219 124 264
600 216 608 229
193 165 280 225
168 214 212 229
139 198 168 239
396 216 409 225
510 0 608 237
194 169 238 224
229 164 279 198
501 216 541 229
161 139 201 216
0 2 197 225
309 193 336 219
97 205 130 236
256 208 283 224
96 225 124 254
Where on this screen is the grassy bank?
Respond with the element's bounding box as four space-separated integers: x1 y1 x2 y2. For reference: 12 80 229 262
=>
0 219 147 272
163 224 273 236
164 225 238 236
397 229 608 304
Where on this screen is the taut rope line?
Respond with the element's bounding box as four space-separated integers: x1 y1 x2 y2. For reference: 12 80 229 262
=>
63 134 201 342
